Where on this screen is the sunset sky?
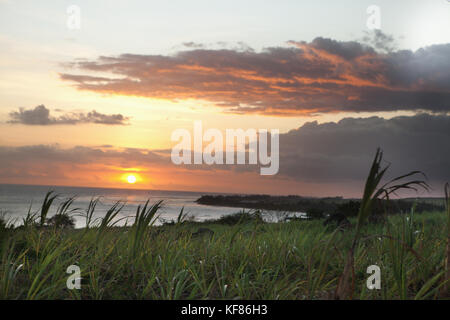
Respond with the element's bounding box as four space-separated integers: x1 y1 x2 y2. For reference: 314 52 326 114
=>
1 0 449 197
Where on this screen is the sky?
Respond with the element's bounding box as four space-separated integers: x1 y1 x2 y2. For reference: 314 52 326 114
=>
0 0 449 197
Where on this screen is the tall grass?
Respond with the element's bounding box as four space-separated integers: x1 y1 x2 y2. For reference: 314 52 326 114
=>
442 183 450 296
0 209 447 299
39 191 58 227
335 148 428 299
96 201 125 237
128 200 162 257
83 197 100 229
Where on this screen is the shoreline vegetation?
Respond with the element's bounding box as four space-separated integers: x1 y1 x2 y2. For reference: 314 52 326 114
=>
1 149 449 299
196 194 444 219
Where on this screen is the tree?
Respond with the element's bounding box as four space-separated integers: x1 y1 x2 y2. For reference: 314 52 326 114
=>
47 214 75 229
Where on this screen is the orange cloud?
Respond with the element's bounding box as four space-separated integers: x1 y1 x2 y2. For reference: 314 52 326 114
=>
60 35 450 116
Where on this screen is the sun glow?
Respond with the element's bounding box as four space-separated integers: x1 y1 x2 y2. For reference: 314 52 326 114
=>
126 174 137 184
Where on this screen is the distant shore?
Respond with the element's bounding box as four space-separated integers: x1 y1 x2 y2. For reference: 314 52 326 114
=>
196 194 444 215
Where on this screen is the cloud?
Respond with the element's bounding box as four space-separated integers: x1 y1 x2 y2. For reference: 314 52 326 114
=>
8 105 130 125
0 143 289 195
0 144 165 166
1 114 449 196
60 32 450 116
0 144 174 189
276 113 450 187
361 30 397 53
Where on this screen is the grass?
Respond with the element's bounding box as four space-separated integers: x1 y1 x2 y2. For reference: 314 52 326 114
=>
0 208 448 299
335 148 429 299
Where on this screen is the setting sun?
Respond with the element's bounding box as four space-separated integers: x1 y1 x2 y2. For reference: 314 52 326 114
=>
127 175 137 184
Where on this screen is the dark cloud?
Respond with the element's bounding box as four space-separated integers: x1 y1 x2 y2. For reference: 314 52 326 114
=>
60 34 450 116
301 37 375 60
8 105 130 125
0 144 165 168
0 144 169 186
361 30 397 53
277 113 450 187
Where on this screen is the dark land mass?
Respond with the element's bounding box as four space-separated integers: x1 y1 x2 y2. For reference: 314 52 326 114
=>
196 194 444 218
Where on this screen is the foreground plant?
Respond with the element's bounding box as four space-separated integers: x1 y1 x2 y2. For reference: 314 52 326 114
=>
442 183 450 296
39 191 58 227
46 196 78 229
335 148 428 299
128 200 162 257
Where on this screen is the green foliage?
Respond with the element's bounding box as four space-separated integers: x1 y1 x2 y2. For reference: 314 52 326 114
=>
97 201 125 237
46 214 75 229
306 207 325 220
0 214 6 230
212 210 264 225
83 197 100 229
46 196 78 229
0 209 447 299
336 201 360 217
445 183 450 236
39 191 58 227
443 183 450 296
128 200 162 257
336 148 429 299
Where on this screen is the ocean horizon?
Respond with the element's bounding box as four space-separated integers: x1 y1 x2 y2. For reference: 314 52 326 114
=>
0 183 305 228
0 183 245 228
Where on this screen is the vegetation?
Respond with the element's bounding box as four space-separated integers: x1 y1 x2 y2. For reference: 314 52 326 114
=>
196 193 444 216
208 209 264 225
335 148 429 299
443 183 450 295
196 194 345 213
0 149 448 300
46 214 76 229
0 207 448 299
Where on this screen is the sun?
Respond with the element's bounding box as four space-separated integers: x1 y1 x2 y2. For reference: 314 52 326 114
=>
126 174 137 184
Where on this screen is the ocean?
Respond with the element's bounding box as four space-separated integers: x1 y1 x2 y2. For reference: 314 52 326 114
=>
0 184 243 228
